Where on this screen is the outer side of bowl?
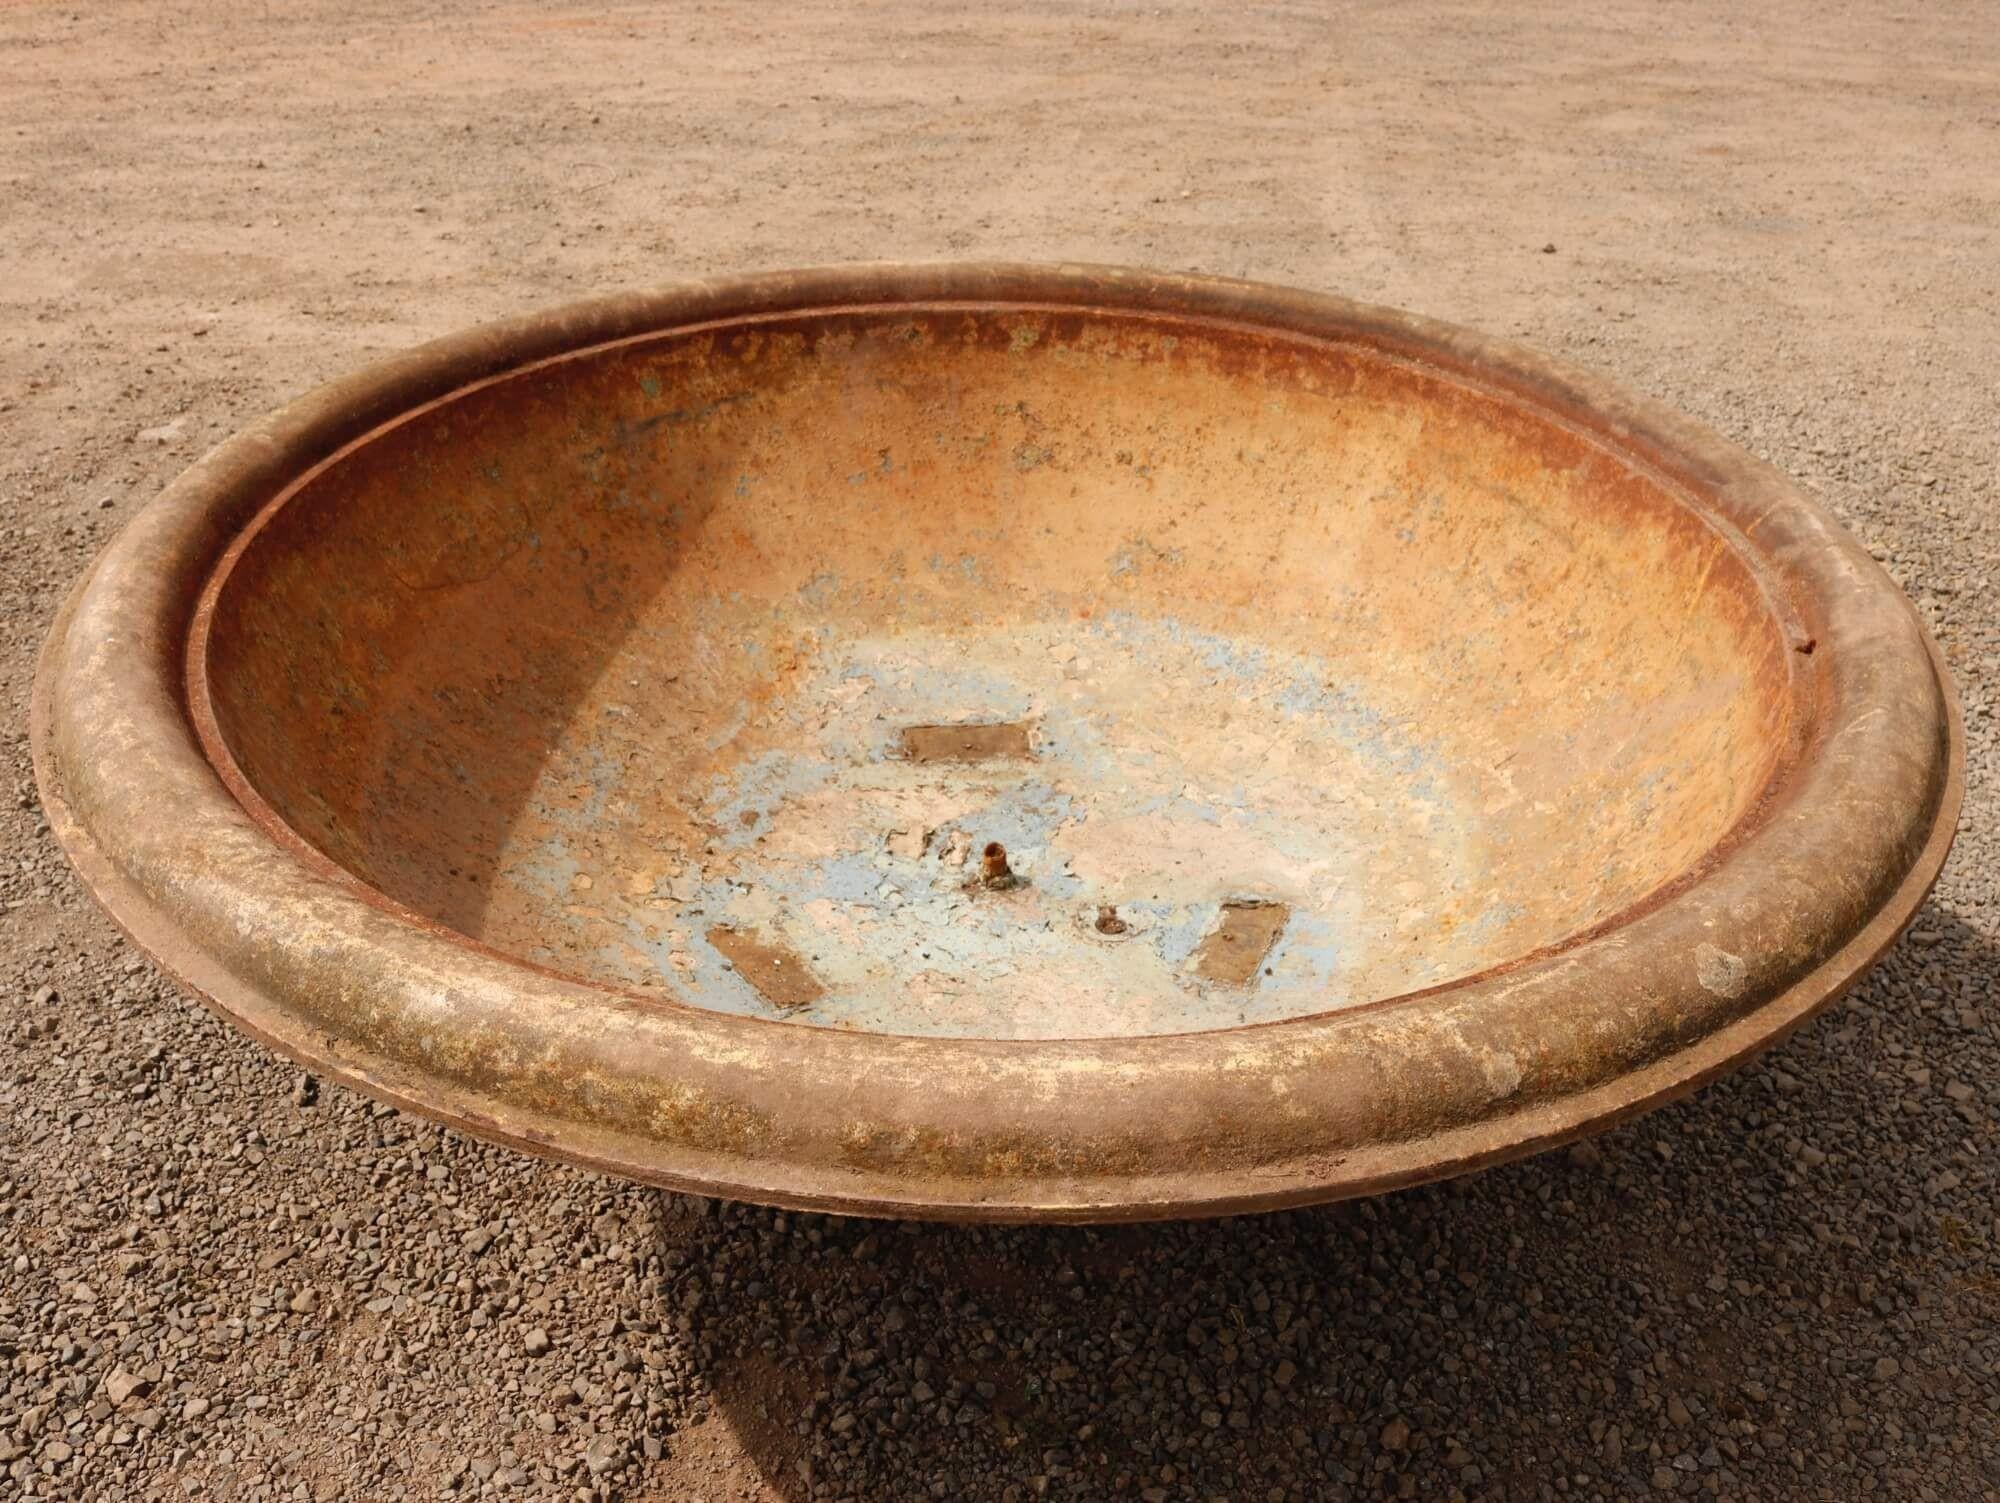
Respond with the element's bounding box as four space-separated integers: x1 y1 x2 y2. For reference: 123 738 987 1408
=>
31 265 1962 1221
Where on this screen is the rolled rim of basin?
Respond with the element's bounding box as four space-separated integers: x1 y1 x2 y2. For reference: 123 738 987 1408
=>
32 264 1962 1222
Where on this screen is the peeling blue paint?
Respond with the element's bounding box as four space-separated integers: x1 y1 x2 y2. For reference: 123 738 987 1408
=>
493 610 1499 1038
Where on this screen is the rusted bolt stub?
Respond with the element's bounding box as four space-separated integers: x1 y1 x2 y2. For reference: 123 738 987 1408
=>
1074 902 1141 942
978 842 1022 891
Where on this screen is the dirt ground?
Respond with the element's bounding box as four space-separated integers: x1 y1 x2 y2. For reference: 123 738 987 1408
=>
3 2 1998 1501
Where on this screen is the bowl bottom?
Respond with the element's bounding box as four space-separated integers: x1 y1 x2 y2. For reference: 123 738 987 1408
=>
468 607 1530 1039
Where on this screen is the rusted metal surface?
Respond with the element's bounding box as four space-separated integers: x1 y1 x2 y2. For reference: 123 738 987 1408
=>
1192 901 1291 987
706 927 824 1010
31 265 1962 1220
898 722 1037 765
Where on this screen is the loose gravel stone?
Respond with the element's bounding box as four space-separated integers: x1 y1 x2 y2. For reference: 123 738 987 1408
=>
2 6 1998 1503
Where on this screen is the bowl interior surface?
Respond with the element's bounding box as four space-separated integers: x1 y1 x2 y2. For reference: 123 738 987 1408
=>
197 304 1797 1039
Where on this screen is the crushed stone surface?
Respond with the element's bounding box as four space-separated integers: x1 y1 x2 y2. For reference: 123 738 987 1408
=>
2 2 1996 1499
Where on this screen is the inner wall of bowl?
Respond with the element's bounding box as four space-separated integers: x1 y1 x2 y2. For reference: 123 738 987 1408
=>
198 306 1795 1039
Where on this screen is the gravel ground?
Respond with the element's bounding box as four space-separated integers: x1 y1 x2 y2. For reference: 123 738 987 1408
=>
3 2 1997 1499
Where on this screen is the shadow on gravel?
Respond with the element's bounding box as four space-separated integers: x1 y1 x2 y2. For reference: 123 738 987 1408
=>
661 900 2000 1502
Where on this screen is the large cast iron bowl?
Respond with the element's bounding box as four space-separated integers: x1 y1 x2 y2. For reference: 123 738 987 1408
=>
32 266 1961 1221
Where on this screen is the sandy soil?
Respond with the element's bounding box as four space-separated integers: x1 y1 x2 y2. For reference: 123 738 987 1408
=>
3 3 1997 1501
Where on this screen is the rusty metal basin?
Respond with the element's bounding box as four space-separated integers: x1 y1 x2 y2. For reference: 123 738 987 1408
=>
33 266 1961 1220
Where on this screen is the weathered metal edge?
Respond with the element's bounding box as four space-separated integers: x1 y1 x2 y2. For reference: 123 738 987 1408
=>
31 264 1964 1221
